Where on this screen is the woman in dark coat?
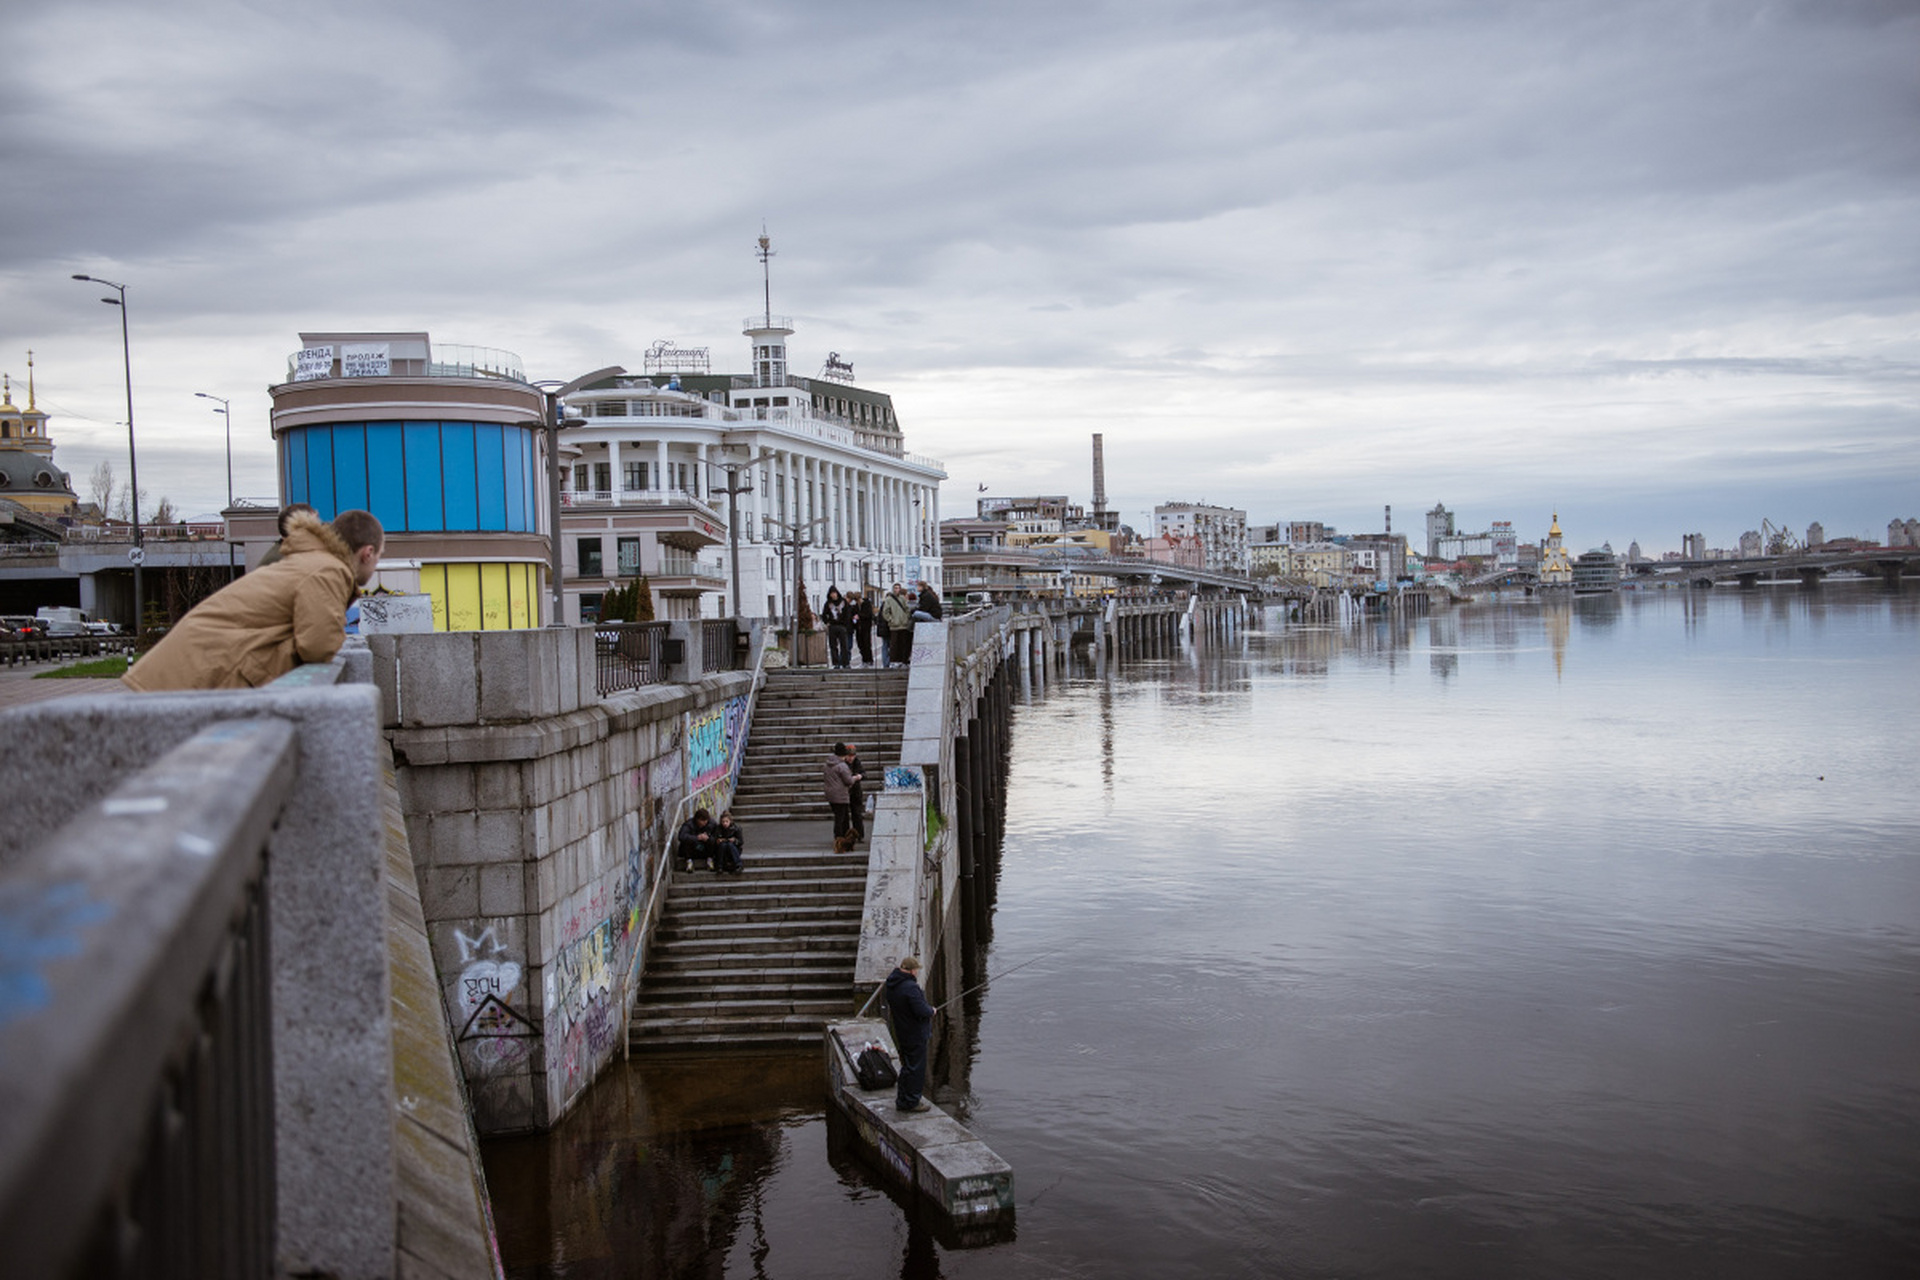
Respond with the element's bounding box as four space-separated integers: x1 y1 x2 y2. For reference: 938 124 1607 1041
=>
853 592 876 666
823 585 851 669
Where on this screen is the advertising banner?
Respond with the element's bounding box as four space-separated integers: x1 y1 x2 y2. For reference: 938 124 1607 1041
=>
293 346 334 381
341 343 391 377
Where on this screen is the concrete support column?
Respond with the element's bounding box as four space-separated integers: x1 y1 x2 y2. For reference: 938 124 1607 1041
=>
656 439 669 494
953 728 974 879
608 438 623 504
967 713 987 867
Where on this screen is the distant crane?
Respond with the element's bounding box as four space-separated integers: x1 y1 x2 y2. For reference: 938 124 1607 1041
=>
1762 518 1800 556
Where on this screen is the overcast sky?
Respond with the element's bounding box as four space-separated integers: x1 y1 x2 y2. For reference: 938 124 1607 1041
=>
4 0 1915 552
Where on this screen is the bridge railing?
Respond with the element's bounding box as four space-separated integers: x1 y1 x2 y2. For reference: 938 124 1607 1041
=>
0 657 400 1279
0 719 295 1277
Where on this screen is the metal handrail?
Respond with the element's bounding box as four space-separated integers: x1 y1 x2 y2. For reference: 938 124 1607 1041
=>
619 625 770 1057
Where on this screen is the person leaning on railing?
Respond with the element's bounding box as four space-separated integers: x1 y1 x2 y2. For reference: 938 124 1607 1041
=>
122 509 384 692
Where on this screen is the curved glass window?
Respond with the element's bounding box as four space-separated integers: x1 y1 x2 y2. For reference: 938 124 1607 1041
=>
280 421 540 533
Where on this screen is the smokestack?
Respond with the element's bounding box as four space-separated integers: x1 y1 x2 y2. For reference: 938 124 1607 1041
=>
1092 433 1109 525
1384 504 1391 535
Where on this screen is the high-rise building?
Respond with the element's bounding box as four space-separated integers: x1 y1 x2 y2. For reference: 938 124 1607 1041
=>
1425 503 1455 559
1153 502 1249 573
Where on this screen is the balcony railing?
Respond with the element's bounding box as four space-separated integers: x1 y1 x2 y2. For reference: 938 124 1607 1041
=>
561 489 723 522
657 551 724 580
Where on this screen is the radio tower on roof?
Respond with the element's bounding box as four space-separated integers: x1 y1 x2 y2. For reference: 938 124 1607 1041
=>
745 227 793 389
756 226 775 328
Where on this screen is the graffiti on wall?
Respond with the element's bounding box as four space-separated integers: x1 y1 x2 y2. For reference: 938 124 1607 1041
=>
688 693 751 817
452 924 534 1072
546 915 618 1100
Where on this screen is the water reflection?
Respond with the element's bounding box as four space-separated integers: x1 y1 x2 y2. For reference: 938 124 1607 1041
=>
485 585 1920 1279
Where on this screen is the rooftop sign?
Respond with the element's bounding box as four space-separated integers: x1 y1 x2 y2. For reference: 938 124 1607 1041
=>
644 339 711 374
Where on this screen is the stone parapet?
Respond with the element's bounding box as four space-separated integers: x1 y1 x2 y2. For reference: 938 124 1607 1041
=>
371 630 757 1133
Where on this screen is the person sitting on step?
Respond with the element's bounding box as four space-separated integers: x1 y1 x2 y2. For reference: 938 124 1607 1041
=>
713 811 745 875
676 808 717 871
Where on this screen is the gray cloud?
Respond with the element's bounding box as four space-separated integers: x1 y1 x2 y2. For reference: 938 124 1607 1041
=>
1 0 1913 549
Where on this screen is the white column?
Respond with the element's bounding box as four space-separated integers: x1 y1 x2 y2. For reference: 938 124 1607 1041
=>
607 438 622 506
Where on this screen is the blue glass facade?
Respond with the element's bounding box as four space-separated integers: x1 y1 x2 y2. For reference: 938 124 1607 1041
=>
280 421 541 533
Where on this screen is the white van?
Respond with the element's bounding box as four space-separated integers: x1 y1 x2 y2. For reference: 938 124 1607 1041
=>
35 606 90 637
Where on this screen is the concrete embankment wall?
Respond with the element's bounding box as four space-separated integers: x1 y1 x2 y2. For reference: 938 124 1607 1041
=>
370 628 753 1134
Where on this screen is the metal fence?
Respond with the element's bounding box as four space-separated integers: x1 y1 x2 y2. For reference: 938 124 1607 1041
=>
701 619 741 672
0 719 296 1278
595 621 671 694
0 633 138 667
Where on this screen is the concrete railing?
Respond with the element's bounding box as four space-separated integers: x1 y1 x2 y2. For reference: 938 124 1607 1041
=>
0 664 399 1279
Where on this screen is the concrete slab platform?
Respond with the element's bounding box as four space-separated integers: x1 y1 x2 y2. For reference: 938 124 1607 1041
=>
824 1020 1015 1236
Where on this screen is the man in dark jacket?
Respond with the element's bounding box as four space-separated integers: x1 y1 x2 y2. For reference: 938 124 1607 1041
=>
823 744 861 846
884 956 936 1113
676 808 716 871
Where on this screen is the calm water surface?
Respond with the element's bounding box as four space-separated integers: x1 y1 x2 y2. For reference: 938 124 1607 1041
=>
486 586 1920 1278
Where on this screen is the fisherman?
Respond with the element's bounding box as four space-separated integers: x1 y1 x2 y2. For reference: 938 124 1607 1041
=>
884 955 936 1113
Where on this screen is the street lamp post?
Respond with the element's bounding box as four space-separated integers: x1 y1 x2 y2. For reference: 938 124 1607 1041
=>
532 366 625 626
764 514 828 665
707 447 771 619
195 392 235 582
73 274 142 629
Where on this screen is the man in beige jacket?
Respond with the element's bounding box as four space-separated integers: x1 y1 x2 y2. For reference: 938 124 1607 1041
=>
123 509 384 692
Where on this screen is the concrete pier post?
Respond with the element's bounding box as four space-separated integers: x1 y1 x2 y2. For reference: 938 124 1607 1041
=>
953 727 975 879
967 715 988 865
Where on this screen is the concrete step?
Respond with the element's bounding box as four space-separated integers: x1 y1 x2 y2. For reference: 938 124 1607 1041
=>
663 904 863 931
648 930 860 955
648 954 853 977
627 1022 832 1053
668 875 867 900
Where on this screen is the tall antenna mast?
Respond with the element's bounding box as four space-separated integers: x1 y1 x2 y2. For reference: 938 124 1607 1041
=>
756 226 775 328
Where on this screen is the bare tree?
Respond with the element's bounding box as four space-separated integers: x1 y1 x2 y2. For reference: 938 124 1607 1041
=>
151 495 179 525
87 459 116 516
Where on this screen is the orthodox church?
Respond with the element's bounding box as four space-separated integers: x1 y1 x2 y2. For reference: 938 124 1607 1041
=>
0 353 81 519
1539 512 1574 588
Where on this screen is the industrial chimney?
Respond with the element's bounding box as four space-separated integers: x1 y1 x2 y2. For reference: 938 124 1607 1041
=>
1092 433 1113 531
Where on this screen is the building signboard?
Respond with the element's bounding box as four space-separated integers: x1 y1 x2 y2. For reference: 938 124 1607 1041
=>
293 346 334 381
341 343 391 377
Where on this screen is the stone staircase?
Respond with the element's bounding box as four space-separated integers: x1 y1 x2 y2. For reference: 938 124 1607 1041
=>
728 668 908 822
627 668 909 1054
626 835 870 1053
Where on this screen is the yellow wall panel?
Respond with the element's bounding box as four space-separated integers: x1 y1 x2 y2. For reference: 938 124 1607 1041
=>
479 563 509 631
508 564 532 629
446 563 482 633
420 564 449 632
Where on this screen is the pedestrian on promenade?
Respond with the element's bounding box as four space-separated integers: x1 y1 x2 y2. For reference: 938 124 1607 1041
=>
885 956 936 1113
824 741 862 852
881 583 914 667
824 585 852 669
677 807 717 871
852 591 876 667
123 508 383 693
712 811 745 875
875 589 892 668
912 580 943 623
844 740 867 843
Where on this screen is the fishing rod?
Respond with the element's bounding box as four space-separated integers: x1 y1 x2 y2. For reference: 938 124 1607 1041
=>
934 947 1067 1013
857 947 1068 1018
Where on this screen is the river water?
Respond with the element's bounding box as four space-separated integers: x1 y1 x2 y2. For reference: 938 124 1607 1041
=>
484 585 1920 1278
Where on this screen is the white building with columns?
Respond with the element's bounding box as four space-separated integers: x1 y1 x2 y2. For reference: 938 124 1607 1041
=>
555 313 945 623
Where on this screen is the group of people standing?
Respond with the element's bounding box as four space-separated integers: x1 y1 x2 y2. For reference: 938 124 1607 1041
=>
819 581 944 670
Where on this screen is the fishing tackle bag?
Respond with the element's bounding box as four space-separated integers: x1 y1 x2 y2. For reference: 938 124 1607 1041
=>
854 1042 898 1090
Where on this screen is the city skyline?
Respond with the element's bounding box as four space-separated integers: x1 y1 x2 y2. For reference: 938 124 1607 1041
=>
4 0 1914 555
